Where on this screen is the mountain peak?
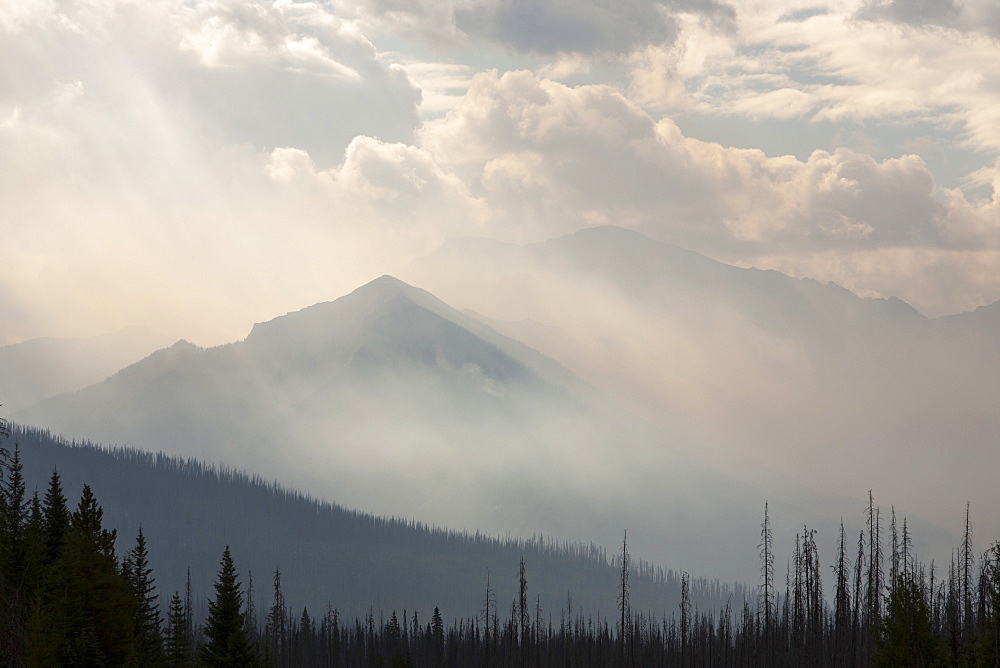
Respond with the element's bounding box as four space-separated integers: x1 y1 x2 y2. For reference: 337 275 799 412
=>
244 275 446 346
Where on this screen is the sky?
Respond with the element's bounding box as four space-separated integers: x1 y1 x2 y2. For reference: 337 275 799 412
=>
2 0 1000 346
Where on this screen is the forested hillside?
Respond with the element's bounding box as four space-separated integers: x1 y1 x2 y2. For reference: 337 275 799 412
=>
10 425 734 622
4 423 999 666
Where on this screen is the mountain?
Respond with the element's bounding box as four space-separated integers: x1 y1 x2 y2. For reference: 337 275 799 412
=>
12 425 741 620
404 226 1000 543
15 275 796 582
10 270 963 583
0 326 173 412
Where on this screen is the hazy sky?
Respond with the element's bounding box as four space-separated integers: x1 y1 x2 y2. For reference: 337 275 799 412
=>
2 0 999 345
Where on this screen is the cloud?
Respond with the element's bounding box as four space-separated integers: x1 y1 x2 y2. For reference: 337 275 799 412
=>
453 0 678 55
2 0 998 345
634 0 1000 160
416 69 1000 314
341 0 734 56
857 0 1000 37
858 0 962 26
0 0 426 344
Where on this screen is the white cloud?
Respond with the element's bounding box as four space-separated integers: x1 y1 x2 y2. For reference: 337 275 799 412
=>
417 68 1000 313
663 0 1000 156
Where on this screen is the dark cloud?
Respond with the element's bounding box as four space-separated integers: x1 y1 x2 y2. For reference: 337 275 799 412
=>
857 0 962 27
451 0 734 55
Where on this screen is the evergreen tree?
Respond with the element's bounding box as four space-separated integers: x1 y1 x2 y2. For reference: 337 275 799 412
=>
200 546 260 667
759 502 775 661
266 567 287 665
975 543 1000 666
165 591 193 667
127 526 164 665
1 443 27 583
872 572 938 667
28 483 138 665
41 469 70 566
833 519 851 660
431 606 444 665
0 442 30 663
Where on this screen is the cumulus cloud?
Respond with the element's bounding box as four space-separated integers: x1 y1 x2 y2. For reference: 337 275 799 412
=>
416 69 1000 314
0 0 426 344
666 0 1000 158
2 0 999 345
341 0 734 56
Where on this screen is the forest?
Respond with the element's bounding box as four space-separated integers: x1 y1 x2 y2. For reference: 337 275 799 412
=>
2 416 999 666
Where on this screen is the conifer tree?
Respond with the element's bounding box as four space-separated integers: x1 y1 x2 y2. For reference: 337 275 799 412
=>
618 530 630 647
127 526 164 665
200 546 260 667
976 543 1000 665
834 519 851 654
32 483 138 665
431 606 444 665
1 443 27 583
759 502 775 660
267 567 288 665
872 572 938 667
165 591 193 667
41 469 70 566
0 442 29 663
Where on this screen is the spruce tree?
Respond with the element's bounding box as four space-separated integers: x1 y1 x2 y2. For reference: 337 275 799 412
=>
63 483 137 664
165 591 193 667
431 606 444 665
872 572 938 667
127 527 164 665
0 443 27 585
200 546 260 667
0 438 24 668
41 469 70 566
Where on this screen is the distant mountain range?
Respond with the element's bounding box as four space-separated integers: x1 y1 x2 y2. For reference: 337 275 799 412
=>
404 225 1000 545
0 326 172 412
12 227 984 583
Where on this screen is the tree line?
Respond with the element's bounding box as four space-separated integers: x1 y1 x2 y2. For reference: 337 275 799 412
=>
3 417 1000 665
12 424 726 621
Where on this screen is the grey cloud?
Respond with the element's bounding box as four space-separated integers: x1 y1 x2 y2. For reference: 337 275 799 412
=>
357 0 735 56
855 0 1000 37
858 0 962 26
454 0 678 55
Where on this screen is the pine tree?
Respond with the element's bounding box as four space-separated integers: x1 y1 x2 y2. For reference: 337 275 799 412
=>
1 443 27 582
834 519 851 659
976 543 1000 665
38 483 139 665
872 572 938 667
266 567 287 665
618 530 630 649
431 606 444 666
0 442 28 663
165 591 193 667
759 502 775 661
518 557 528 646
200 546 260 667
680 572 691 667
41 469 70 566
127 526 164 665
482 569 495 660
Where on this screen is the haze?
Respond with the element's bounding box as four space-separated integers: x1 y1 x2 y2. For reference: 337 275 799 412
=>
3 0 1000 585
